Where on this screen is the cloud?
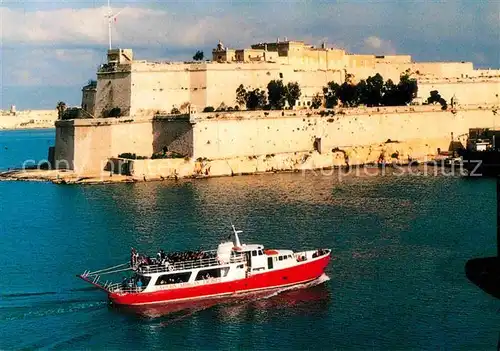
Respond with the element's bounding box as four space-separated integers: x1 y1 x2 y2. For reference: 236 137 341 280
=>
362 36 396 55
0 6 259 48
1 1 498 53
2 48 104 87
0 0 498 95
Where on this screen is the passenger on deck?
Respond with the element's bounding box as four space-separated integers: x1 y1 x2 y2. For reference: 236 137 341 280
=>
130 248 137 266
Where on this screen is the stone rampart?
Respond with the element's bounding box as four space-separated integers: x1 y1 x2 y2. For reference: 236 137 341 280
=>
54 105 499 176
190 106 497 160
54 116 194 174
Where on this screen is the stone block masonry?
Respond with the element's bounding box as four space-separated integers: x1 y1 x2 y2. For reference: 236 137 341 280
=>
53 105 499 177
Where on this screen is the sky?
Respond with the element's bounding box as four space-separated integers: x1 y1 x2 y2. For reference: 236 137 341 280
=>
0 0 499 110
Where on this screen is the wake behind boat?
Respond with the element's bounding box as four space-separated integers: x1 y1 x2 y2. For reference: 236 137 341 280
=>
77 226 331 306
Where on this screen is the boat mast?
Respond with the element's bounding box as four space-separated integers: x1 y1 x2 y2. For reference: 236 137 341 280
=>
231 224 242 247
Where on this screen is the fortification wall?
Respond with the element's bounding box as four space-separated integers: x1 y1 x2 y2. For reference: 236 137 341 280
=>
130 64 191 116
0 110 58 129
55 105 500 175
410 62 474 78
94 71 132 117
152 118 194 157
418 81 500 105
56 118 154 174
204 63 281 109
97 55 496 117
191 107 498 160
54 124 74 169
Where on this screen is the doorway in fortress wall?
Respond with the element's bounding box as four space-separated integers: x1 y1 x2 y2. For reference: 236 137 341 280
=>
314 138 322 154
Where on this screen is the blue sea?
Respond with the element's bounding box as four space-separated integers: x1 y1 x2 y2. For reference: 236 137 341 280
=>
0 129 498 350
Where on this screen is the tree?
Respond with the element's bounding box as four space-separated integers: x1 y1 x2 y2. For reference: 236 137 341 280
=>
193 50 204 61
56 101 67 119
338 82 360 107
311 94 323 109
427 90 447 110
358 73 384 106
267 80 286 109
236 84 247 107
61 107 83 120
171 107 181 114
323 81 340 108
285 82 301 109
427 90 442 104
381 79 399 106
397 73 418 105
246 89 267 110
203 106 215 112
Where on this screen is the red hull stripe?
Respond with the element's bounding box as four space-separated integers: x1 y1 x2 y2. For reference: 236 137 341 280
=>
109 254 330 306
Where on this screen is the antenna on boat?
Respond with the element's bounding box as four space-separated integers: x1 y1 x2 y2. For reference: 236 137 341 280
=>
231 224 242 247
105 0 125 50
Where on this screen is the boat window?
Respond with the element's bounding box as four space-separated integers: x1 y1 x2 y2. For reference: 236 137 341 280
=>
195 267 229 280
237 264 244 269
156 272 191 285
268 257 274 269
279 256 283 261
258 250 264 256
252 250 257 257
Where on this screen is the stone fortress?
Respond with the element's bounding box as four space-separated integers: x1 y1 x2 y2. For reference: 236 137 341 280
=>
0 106 58 130
83 39 499 118
52 38 500 180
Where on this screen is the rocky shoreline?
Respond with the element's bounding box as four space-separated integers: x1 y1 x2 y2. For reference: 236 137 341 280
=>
0 157 455 185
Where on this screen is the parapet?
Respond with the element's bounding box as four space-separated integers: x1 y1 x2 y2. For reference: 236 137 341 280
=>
107 49 134 64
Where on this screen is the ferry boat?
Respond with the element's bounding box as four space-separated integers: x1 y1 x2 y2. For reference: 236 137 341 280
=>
77 226 331 306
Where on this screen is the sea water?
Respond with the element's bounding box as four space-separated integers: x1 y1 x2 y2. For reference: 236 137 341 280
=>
0 129 498 350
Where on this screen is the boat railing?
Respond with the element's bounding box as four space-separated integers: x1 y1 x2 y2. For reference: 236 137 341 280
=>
107 283 146 294
137 254 245 274
157 277 224 290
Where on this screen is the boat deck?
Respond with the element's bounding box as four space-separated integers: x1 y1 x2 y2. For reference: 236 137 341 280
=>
136 253 245 275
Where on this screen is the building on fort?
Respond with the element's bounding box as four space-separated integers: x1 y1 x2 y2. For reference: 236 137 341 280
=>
82 39 500 119
47 38 500 178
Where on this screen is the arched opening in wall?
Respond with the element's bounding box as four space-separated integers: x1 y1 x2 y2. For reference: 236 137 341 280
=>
104 160 115 174
314 138 322 154
279 73 283 79
104 159 131 176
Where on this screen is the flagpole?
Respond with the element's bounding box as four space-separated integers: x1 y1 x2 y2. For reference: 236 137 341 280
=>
108 0 112 50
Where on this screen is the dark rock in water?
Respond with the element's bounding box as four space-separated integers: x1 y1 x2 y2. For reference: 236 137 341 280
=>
465 257 500 299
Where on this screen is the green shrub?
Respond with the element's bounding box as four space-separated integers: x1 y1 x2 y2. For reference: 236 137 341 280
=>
118 153 148 160
61 107 83 120
151 151 185 159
